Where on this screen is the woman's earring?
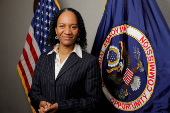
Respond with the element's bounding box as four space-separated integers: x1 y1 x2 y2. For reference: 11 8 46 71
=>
55 35 58 39
77 37 80 41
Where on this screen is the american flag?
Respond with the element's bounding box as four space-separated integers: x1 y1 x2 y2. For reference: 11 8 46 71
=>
17 0 60 112
123 68 133 85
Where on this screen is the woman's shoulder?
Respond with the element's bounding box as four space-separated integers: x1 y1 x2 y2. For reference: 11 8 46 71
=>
82 50 98 61
37 51 53 60
81 51 100 69
39 51 48 58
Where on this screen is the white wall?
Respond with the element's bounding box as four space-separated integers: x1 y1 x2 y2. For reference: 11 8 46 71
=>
0 0 169 112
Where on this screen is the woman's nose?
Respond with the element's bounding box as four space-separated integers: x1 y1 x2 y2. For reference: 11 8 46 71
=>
64 26 71 34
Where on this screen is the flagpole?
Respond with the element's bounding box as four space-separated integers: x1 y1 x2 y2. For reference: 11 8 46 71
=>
54 0 61 10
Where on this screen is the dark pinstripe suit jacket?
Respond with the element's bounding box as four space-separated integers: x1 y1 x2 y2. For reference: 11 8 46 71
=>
28 50 102 113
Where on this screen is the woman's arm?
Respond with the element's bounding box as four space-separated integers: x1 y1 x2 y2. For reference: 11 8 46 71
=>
28 54 48 111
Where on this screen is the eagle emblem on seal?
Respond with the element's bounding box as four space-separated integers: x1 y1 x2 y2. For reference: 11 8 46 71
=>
106 43 144 98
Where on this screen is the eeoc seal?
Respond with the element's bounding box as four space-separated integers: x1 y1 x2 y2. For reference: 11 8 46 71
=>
98 24 156 111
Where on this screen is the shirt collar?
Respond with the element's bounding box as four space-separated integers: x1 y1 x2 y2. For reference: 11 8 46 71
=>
47 44 82 58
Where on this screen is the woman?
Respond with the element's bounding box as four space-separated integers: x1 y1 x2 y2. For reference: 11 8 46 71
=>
28 8 102 113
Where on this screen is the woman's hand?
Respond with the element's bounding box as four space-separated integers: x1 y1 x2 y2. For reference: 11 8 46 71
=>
39 101 52 113
45 103 58 113
38 107 46 113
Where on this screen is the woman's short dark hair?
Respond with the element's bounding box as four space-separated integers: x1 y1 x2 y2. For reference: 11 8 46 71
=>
46 8 87 50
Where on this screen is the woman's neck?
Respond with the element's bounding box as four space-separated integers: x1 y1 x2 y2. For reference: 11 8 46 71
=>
57 44 75 63
58 44 75 55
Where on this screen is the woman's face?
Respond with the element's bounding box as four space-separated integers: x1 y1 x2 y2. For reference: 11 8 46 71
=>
55 11 79 47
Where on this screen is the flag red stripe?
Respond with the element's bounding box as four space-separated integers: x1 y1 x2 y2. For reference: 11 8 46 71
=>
27 33 39 64
18 61 31 91
22 48 34 77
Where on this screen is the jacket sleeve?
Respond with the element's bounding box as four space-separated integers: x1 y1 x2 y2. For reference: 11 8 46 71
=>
57 57 103 113
28 54 48 111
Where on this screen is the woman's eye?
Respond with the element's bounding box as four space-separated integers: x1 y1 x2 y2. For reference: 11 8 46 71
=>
71 26 77 29
59 25 64 28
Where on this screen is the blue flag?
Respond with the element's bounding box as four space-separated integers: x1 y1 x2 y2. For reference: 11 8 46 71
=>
91 0 170 112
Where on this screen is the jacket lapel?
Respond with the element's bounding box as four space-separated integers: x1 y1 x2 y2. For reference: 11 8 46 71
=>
56 52 80 80
47 52 56 80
